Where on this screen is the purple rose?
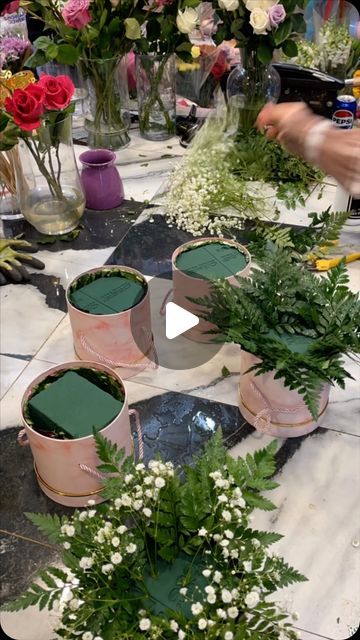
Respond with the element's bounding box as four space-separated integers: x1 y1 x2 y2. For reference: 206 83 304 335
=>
268 3 286 28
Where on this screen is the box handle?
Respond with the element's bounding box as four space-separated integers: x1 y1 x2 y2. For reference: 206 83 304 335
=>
159 288 173 316
17 428 30 446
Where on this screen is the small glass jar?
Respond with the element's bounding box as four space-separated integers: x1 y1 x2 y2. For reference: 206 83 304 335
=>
136 53 176 141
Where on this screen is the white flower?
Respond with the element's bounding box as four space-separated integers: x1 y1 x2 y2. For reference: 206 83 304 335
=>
133 499 143 510
111 537 120 547
191 602 203 615
126 543 137 554
249 7 270 34
61 524 75 537
154 477 165 489
170 620 179 632
292 611 300 621
202 569 211 577
224 632 234 640
82 633 93 640
246 0 277 9
217 494 228 504
87 499 96 506
198 527 208 537
179 587 188 596
252 538 260 548
207 593 216 603
124 474 133 484
245 591 260 608
178 631 185 640
117 525 127 534
111 552 123 564
135 463 145 472
224 529 234 539
220 539 229 547
94 637 104 640
69 598 80 611
222 510 232 522
121 494 132 507
227 606 239 619
79 512 88 522
176 7 198 34
215 478 229 489
144 489 154 498
139 618 151 631
221 589 233 603
216 608 227 619
63 542 71 550
88 509 96 518
231 588 239 599
101 563 114 575
213 571 222 583
230 549 239 559
219 0 239 11
144 476 153 485
143 507 152 518
243 561 252 572
61 587 73 603
114 498 122 509
205 585 215 595
79 557 94 570
198 618 207 630
213 534 221 542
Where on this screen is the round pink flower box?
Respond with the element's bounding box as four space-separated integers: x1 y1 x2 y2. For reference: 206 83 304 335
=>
19 361 140 507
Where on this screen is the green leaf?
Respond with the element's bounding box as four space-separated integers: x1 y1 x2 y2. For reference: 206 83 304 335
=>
45 43 59 61
291 12 306 34
25 512 63 543
99 8 107 30
273 18 293 45
282 39 298 58
56 44 79 65
257 42 273 64
176 42 193 53
33 35 54 52
124 17 141 40
221 365 230 378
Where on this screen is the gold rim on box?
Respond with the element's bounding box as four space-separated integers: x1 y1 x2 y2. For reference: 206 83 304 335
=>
239 393 328 428
34 463 104 498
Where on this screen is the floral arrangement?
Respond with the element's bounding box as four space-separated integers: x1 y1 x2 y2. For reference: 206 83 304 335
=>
0 35 32 74
166 108 277 236
0 73 75 199
3 431 307 640
211 1 306 63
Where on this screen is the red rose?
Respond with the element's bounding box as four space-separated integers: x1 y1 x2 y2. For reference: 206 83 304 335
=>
37 75 75 110
0 2 20 16
62 0 92 30
5 84 45 131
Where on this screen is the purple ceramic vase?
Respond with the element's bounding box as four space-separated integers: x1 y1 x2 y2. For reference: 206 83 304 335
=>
79 149 125 210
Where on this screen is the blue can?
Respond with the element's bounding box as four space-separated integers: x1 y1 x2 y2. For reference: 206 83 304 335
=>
332 95 357 129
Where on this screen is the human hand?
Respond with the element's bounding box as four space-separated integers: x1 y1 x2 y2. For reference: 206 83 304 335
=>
256 102 310 141
0 238 45 285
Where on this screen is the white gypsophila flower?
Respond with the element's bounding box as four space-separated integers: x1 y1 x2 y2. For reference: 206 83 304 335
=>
213 571 222 583
224 632 234 640
178 631 185 640
252 538 260 548
69 599 81 611
207 593 216 604
222 548 230 558
61 587 73 603
213 534 221 542
198 528 208 537
219 0 239 10
292 612 300 621
217 494 228 504
243 561 252 572
205 585 215 595
245 591 260 608
114 498 122 509
198 618 207 630
221 589 233 603
216 608 227 619
111 537 120 547
202 569 211 577
179 587 188 596
87 499 96 506
209 471 222 480
222 510 232 522
139 618 151 631
79 512 88 522
191 602 203 615
82 633 93 640
230 549 239 559
231 588 239 599
117 525 127 534
220 539 229 547
143 476 153 485
135 463 145 472
121 494 132 507
94 637 104 640
111 553 123 565
215 478 229 489
126 543 137 554
124 474 133 484
143 507 152 518
154 477 165 489
88 510 96 518
101 564 114 575
227 606 239 619
63 542 71 550
224 529 234 539
133 500 143 511
170 620 179 632
144 489 153 498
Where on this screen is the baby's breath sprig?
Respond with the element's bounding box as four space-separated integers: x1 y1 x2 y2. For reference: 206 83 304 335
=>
2 432 306 640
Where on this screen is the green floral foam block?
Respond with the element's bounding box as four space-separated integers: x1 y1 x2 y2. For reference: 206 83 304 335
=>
70 276 146 315
176 243 248 280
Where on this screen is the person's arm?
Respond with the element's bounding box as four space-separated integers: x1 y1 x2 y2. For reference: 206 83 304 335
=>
256 102 360 197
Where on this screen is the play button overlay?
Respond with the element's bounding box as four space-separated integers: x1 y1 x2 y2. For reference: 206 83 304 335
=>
130 267 222 371
165 302 199 339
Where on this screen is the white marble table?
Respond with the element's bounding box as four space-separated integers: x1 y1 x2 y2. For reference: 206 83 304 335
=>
1 130 359 640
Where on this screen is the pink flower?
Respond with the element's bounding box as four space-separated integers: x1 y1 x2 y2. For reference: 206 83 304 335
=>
62 0 92 30
268 3 286 28
0 2 20 16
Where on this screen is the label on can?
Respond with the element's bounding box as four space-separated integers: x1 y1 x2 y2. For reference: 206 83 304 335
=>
332 108 354 129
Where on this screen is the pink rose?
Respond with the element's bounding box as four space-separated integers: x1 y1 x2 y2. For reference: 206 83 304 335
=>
37 75 75 110
268 3 286 28
62 0 92 30
0 2 20 16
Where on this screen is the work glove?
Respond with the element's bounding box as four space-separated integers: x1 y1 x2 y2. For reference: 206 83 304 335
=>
0 238 45 285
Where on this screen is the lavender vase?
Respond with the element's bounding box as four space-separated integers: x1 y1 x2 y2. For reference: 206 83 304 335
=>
79 149 124 210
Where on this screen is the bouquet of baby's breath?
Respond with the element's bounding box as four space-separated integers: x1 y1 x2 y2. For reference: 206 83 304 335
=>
166 106 278 236
2 432 306 640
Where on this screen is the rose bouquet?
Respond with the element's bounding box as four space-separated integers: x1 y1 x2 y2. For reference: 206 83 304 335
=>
2 431 307 640
0 73 85 234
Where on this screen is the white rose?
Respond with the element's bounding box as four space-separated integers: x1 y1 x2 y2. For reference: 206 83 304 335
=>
219 0 239 10
246 0 278 10
249 7 270 34
176 7 198 34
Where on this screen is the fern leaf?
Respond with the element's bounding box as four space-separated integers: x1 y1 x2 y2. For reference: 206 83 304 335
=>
25 512 63 543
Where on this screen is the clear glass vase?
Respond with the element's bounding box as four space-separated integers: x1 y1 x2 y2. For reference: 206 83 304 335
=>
136 53 176 141
0 149 23 220
226 49 281 131
80 56 131 150
15 114 85 235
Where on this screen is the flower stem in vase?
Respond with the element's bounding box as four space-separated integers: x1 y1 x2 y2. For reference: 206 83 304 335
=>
137 53 176 141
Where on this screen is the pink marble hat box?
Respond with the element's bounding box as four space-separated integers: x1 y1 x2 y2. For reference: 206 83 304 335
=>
171 238 251 343
19 361 142 507
66 266 154 378
239 350 330 438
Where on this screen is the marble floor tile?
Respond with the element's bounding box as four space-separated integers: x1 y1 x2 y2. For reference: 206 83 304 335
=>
1 608 60 640
236 429 360 640
0 356 28 400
